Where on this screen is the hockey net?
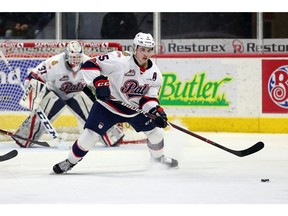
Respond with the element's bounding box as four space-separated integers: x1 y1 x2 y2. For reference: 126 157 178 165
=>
0 41 146 145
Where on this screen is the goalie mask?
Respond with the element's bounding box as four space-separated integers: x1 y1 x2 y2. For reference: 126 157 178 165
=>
65 41 83 72
133 32 155 53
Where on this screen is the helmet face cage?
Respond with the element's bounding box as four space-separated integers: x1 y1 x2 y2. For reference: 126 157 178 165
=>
133 32 155 52
65 41 83 72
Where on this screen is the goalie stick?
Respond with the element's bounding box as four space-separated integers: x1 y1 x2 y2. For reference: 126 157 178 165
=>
115 101 265 157
0 129 50 147
0 150 18 162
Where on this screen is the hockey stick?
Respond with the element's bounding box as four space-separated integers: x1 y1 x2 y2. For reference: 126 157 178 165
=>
0 128 50 147
0 50 62 143
115 101 264 157
0 150 18 162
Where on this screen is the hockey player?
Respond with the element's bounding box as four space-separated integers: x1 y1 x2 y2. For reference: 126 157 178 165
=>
53 32 178 174
13 41 124 148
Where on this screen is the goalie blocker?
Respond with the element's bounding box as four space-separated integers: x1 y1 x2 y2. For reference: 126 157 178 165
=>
14 79 124 147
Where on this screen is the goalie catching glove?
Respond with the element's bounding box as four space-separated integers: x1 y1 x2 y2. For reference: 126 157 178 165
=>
149 105 168 128
93 75 110 102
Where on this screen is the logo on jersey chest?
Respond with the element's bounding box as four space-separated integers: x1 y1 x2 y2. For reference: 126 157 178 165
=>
60 75 69 81
120 80 149 98
60 82 85 94
124 69 136 76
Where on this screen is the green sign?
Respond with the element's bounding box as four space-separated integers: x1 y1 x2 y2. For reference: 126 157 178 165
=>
159 72 232 106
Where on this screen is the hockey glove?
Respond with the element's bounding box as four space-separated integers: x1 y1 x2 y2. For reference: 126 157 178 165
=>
93 75 111 102
149 105 168 128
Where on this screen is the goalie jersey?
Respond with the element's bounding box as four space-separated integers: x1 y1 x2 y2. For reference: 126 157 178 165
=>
27 52 97 101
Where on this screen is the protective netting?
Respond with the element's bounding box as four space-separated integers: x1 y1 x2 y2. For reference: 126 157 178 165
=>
0 59 39 111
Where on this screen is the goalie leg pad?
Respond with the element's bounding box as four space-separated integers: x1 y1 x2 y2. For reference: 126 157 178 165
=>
13 91 66 147
41 91 66 121
13 110 44 148
66 91 93 123
101 124 125 147
66 92 93 133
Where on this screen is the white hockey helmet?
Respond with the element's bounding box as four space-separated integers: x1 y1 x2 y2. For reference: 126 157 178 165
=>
65 41 83 72
133 32 155 52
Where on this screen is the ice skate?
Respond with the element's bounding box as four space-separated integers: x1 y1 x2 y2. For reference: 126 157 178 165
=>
151 155 178 168
53 159 76 174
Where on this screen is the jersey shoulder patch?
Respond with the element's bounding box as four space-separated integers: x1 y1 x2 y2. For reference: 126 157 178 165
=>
114 51 131 58
121 51 131 57
51 60 59 66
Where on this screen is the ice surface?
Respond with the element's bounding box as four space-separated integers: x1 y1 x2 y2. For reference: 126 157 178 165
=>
1 128 287 216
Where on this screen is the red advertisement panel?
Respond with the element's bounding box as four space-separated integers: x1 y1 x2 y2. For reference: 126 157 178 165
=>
262 60 288 113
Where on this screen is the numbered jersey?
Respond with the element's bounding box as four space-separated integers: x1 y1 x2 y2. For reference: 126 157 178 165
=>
30 53 96 101
83 51 163 117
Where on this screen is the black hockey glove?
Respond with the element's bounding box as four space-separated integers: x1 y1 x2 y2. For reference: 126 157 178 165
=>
93 75 111 102
149 105 168 128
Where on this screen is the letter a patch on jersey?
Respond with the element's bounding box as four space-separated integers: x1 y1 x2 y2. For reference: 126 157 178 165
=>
152 72 157 81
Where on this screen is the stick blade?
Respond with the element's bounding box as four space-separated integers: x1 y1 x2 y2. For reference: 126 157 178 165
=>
237 141 265 157
0 150 18 162
35 141 50 147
